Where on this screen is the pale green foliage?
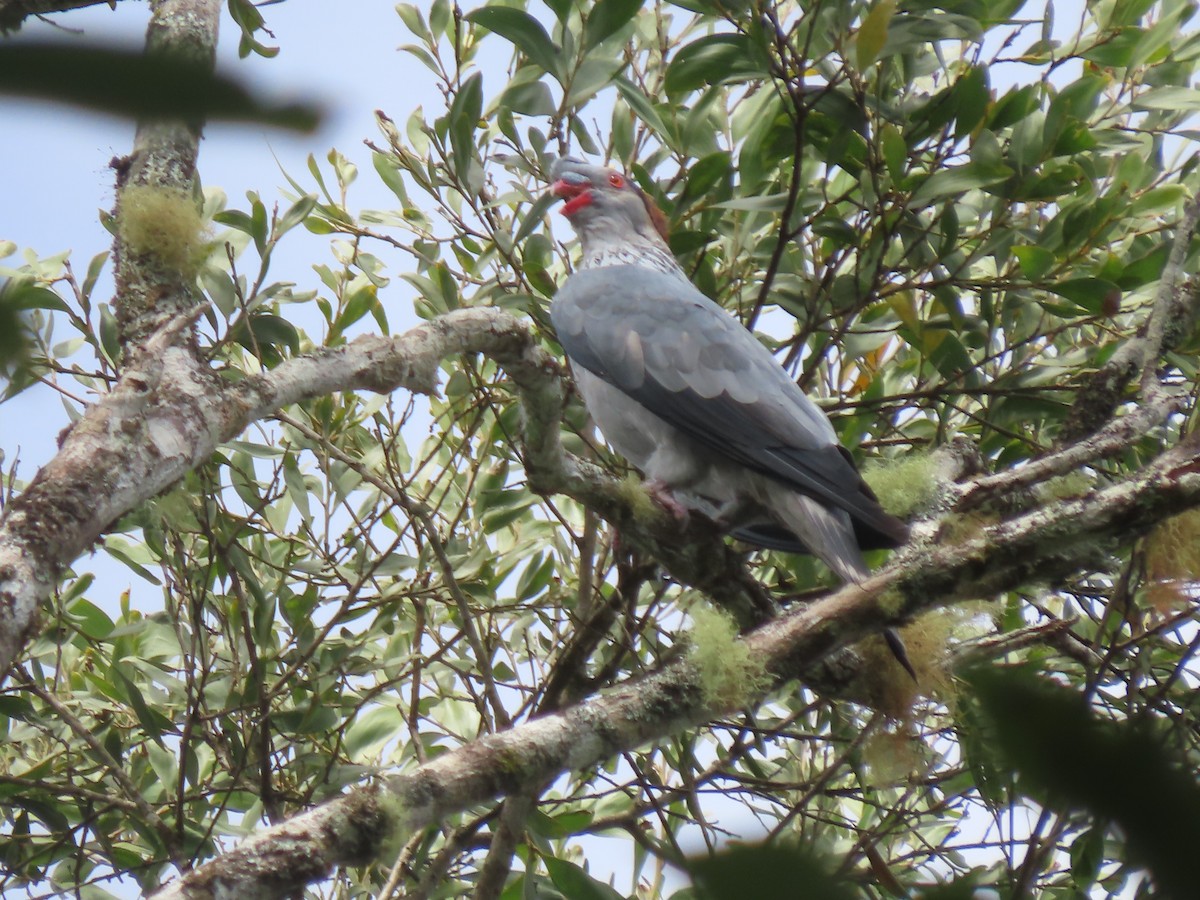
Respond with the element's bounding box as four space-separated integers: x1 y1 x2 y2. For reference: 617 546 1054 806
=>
6 1 1200 898
687 603 768 709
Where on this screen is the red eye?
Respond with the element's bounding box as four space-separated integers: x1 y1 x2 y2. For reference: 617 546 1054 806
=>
608 172 625 188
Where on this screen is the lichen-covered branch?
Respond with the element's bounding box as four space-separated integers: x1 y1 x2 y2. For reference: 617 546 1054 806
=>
0 303 764 680
111 0 222 348
147 431 1200 899
0 308 535 678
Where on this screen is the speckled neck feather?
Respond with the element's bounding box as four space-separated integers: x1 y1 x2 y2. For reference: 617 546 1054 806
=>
578 238 685 278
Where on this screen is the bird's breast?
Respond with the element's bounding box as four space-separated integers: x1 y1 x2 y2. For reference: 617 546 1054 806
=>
572 367 745 510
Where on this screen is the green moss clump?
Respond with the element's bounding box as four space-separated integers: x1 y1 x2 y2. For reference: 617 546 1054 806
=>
687 604 768 710
118 184 209 275
862 454 941 518
618 474 662 521
1036 470 1093 502
854 602 994 718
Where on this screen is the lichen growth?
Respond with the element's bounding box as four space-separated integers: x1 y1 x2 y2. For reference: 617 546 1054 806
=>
936 509 998 545
862 454 941 518
370 790 410 862
862 728 926 784
687 604 768 709
1036 470 1093 502
1144 508 1200 613
876 587 905 617
618 474 663 521
854 603 994 719
333 787 408 868
118 183 210 275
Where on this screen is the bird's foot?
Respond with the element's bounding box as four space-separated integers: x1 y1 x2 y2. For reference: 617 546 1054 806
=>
644 480 690 523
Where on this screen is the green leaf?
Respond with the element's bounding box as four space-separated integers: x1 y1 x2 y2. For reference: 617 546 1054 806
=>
335 283 378 336
0 43 317 130
395 4 428 39
613 76 676 151
527 809 594 839
857 0 896 68
467 7 562 82
112 667 171 744
1133 86 1200 111
82 250 109 300
448 72 484 177
66 595 113 641
201 268 239 316
689 843 858 900
543 857 625 900
2 280 69 313
664 34 765 95
909 161 1013 206
344 705 405 758
1070 827 1105 890
1012 245 1055 280
99 303 121 363
282 455 312 524
585 0 642 50
966 668 1200 900
514 191 558 246
1048 277 1121 314
498 79 557 117
229 313 301 358
227 0 279 59
880 123 907 183
277 194 318 236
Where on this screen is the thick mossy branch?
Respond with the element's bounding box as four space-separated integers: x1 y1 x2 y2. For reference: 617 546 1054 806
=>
150 426 1200 899
111 0 222 349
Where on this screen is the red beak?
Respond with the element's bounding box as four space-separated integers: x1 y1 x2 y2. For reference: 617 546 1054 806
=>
551 177 594 217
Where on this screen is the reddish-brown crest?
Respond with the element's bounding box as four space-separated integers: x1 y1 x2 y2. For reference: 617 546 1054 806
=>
639 192 671 243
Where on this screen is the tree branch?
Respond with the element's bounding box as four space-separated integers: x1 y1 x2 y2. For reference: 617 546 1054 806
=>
111 0 222 348
1026 200 1199 453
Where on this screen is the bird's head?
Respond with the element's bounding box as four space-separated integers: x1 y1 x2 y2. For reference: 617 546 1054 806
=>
549 157 671 248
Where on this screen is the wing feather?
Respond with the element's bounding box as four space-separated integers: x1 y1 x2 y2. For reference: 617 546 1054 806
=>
551 265 907 547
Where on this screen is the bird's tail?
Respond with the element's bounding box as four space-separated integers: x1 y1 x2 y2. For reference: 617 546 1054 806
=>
771 492 917 681
771 492 870 584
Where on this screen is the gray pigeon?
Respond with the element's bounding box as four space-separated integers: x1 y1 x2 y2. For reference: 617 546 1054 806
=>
547 157 913 673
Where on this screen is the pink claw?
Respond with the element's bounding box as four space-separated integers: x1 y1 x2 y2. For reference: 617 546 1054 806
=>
645 480 689 522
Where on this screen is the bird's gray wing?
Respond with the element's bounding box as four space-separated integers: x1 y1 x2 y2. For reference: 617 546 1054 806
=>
551 266 907 546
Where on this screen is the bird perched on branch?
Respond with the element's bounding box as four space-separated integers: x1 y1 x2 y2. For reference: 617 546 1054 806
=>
546 157 915 677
